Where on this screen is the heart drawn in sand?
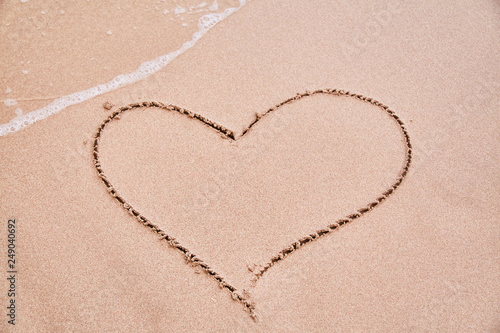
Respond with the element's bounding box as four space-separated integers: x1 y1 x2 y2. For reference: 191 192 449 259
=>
92 89 412 318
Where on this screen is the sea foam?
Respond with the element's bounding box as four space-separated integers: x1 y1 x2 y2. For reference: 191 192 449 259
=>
0 0 250 137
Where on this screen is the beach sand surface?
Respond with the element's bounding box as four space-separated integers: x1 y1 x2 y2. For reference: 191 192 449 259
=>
1 0 499 332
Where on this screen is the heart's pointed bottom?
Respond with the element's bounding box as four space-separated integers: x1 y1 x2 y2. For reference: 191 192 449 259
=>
92 89 411 318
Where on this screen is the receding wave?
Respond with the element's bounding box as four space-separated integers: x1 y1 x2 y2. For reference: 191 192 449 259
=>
0 0 251 137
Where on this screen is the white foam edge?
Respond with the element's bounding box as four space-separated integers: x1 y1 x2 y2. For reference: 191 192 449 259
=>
0 0 250 137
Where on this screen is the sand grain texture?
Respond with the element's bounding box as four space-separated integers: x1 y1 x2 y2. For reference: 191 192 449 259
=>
1 0 499 332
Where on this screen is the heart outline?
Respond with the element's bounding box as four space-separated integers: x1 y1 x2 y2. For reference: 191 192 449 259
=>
92 89 412 319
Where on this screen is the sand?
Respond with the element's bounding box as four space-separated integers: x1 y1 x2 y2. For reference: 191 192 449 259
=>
1 0 499 332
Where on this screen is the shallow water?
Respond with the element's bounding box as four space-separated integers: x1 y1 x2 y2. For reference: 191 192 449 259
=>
0 0 250 136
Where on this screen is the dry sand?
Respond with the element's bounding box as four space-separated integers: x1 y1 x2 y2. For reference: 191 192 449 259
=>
1 0 499 332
